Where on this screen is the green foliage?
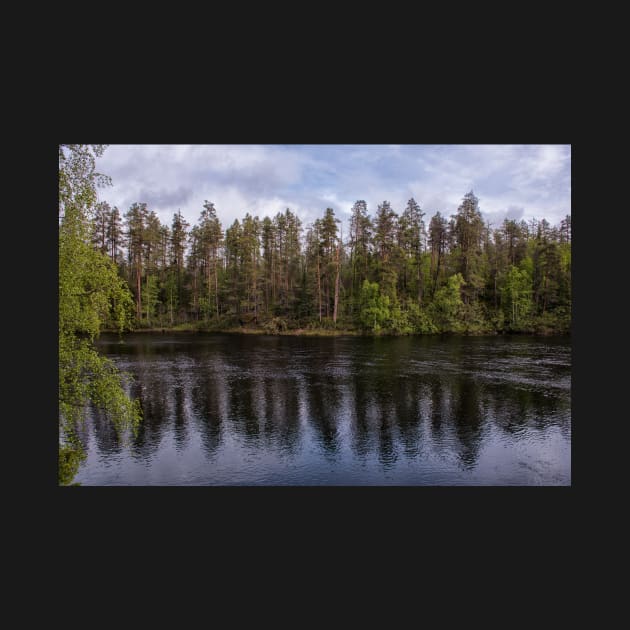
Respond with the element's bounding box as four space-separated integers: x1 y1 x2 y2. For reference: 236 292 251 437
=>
59 334 141 426
262 317 289 333
533 307 571 334
60 217 134 338
405 300 438 334
460 301 493 334
59 144 111 219
387 301 413 335
429 273 466 332
59 145 141 485
501 264 533 329
58 444 86 486
162 270 179 325
142 274 160 324
451 191 485 301
97 186 569 338
198 295 212 321
359 280 391 332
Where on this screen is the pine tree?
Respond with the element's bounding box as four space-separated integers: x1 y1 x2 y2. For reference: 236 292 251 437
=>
107 205 124 264
398 198 426 305
428 212 448 296
450 191 485 303
348 200 372 312
320 208 340 319
373 201 398 300
224 219 242 316
199 201 223 320
170 210 189 318
125 202 149 321
241 213 261 318
102 189 569 335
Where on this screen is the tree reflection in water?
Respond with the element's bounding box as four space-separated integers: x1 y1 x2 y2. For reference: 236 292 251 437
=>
77 333 571 484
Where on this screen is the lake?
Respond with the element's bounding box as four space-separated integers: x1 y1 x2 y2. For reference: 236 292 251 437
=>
73 333 571 485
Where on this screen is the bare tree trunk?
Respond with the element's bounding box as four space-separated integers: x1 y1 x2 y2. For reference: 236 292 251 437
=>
265 261 269 314
350 253 356 316
333 243 340 325
170 283 174 325
417 254 423 306
145 276 150 326
271 248 276 304
253 251 257 319
207 253 211 322
192 271 197 320
215 259 219 319
433 247 442 297
284 251 289 308
316 249 322 323
212 246 219 320
136 255 142 320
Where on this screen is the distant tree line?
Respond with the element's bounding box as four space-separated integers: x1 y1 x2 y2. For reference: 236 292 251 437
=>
93 191 570 335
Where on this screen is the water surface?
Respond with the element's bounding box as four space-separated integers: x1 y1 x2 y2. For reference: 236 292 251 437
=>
74 333 571 485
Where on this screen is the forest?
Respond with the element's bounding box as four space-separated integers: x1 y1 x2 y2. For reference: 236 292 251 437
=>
59 144 571 484
92 193 571 336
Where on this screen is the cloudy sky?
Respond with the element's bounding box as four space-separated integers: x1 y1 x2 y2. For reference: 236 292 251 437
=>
95 144 571 234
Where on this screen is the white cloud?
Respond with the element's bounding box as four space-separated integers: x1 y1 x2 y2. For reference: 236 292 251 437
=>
96 144 315 229
95 144 570 241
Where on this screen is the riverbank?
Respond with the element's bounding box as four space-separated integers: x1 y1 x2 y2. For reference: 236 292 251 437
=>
102 323 569 337
103 325 364 337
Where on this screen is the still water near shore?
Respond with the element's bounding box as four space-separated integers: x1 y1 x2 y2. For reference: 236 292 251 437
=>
74 333 571 485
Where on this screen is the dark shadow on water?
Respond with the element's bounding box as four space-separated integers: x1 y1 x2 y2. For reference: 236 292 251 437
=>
190 369 223 458
306 372 342 457
450 377 484 469
261 376 301 455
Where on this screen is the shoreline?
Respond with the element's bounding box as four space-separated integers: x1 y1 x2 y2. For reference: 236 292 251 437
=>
100 326 569 338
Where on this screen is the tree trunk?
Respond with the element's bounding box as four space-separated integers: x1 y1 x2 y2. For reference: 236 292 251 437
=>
210 258 212 321
146 276 150 326
136 255 142 321
316 250 322 322
271 248 276 304
253 251 257 319
215 258 219 319
433 248 442 297
417 254 423 306
333 243 340 325
192 271 198 320
285 254 289 312
170 283 174 325
350 252 356 316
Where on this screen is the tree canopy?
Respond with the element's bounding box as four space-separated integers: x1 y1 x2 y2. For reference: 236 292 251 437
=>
95 189 569 336
59 145 141 485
